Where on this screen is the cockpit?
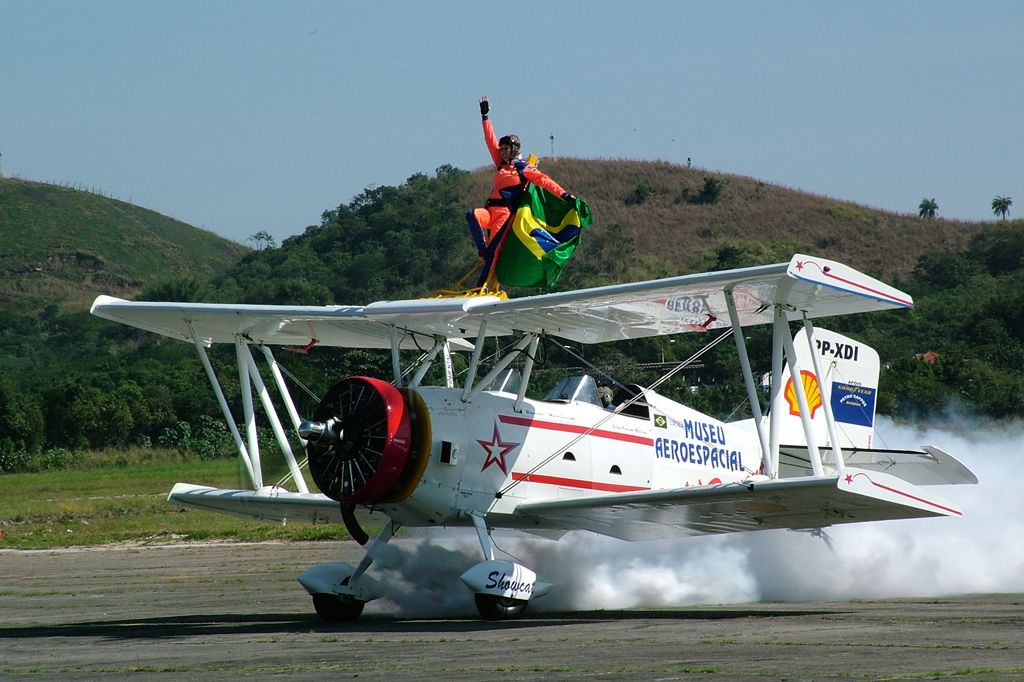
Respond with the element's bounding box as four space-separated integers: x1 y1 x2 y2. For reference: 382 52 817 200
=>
492 370 652 419
611 383 650 419
485 367 522 394
542 374 603 407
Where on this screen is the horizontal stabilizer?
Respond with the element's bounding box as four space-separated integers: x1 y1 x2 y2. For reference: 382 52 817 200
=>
778 445 978 485
512 467 962 542
168 483 341 524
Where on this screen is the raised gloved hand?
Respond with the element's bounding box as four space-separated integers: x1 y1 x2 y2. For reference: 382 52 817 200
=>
479 96 489 117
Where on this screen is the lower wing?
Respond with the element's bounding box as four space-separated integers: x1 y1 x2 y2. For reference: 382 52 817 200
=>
168 483 341 524
511 467 963 541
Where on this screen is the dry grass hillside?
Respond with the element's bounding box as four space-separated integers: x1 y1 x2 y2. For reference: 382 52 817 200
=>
461 158 985 282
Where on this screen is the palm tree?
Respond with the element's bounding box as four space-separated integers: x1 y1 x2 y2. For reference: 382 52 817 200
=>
992 196 1013 220
918 198 938 220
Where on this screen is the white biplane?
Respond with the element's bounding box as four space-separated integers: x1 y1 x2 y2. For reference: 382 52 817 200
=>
90 254 976 621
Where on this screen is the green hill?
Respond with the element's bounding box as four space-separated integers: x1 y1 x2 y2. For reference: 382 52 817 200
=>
462 159 985 284
0 177 249 308
0 162 988 310
0 161 1020 469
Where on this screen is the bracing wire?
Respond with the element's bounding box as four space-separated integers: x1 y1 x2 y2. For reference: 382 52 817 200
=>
497 328 734 497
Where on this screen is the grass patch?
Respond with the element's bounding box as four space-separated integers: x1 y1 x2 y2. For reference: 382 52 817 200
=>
0 448 359 549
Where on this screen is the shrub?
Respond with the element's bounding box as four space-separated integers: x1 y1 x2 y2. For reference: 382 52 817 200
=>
158 420 193 450
625 181 653 205
0 446 33 473
41 447 80 470
695 177 726 205
192 415 233 460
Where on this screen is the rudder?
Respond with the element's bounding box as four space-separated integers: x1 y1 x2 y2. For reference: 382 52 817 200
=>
771 328 880 449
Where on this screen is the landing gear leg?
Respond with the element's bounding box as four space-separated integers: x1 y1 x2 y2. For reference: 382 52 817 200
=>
300 520 401 622
463 512 532 620
350 519 401 585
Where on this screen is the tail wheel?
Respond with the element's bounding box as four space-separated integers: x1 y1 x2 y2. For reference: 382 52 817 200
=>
307 376 412 504
474 594 529 620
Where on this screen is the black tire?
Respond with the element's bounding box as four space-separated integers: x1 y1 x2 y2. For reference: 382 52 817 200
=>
474 593 528 620
312 593 365 622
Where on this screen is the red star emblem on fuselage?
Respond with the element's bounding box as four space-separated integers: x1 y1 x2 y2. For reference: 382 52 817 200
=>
478 422 519 475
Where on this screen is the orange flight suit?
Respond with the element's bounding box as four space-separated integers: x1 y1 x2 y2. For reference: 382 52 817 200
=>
467 117 566 255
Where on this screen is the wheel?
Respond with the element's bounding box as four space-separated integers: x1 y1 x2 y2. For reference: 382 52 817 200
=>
474 593 528 620
312 593 365 622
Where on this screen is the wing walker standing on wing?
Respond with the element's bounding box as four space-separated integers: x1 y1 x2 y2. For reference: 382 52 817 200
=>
464 96 578 294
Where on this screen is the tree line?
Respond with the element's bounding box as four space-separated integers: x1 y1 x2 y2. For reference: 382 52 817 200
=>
1 165 1022 470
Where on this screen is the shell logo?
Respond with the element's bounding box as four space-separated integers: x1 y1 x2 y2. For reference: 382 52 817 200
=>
784 370 823 418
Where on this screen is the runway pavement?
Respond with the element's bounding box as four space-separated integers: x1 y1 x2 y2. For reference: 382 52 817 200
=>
1 541 1022 680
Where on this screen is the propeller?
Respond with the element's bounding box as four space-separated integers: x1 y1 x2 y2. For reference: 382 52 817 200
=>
302 376 414 505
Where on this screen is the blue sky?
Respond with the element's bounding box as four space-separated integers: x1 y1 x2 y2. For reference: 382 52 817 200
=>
3 1 1021 245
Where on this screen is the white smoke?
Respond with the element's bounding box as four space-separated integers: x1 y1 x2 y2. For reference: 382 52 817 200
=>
367 418 1024 615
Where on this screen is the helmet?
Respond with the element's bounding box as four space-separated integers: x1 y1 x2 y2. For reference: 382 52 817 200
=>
498 134 521 151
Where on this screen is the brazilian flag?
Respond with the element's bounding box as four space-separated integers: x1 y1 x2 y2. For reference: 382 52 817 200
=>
494 185 593 288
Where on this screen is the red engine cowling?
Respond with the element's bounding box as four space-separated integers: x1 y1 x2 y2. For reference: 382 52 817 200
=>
305 376 417 504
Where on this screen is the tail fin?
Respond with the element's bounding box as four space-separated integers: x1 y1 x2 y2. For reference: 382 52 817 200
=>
772 328 879 449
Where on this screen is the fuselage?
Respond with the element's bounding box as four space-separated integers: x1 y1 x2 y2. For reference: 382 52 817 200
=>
375 385 763 529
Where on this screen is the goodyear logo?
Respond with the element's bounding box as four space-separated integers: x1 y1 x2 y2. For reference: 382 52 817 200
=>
830 382 876 427
653 414 668 429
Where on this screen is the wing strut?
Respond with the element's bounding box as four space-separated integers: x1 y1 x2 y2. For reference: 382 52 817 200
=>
762 307 851 479
389 328 403 388
464 333 535 403
725 289 771 476
462 321 488 402
186 323 312 492
407 337 447 388
442 339 455 388
779 316 824 477
768 307 786 478
235 336 263 485
239 344 309 493
801 316 846 476
514 334 541 413
188 323 258 488
259 345 303 431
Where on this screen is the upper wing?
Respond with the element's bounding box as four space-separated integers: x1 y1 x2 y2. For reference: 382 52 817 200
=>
511 467 961 541
90 254 911 347
470 253 910 344
89 295 499 349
